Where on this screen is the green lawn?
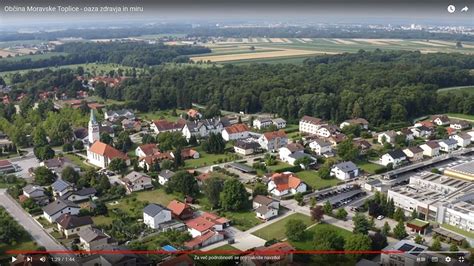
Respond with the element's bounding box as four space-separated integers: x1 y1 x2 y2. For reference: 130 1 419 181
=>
442 223 474 239
267 161 293 172
92 215 115 226
134 189 179 206
296 170 340 190
252 213 314 241
356 161 386 174
290 223 352 250
437 86 474 95
136 109 186 122
63 153 96 171
445 113 474 122
184 149 239 169
0 240 37 261
220 210 263 231
210 244 240 251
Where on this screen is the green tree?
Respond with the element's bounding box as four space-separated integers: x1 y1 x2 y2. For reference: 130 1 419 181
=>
203 177 224 209
393 207 405 222
335 208 348 220
285 219 306 242
100 132 113 145
160 159 174 170
252 183 268 197
173 147 184 168
313 226 345 250
310 205 324 222
344 234 372 260
220 179 250 211
393 220 408 240
430 237 441 251
382 221 391 236
62 142 73 152
294 156 312 169
34 167 56 185
61 166 80 184
323 200 333 214
202 133 226 154
352 213 371 235
337 138 359 161
410 209 418 220
116 131 132 152
73 140 84 150
108 158 127 173
33 145 55 161
414 234 424 245
167 171 199 196
449 243 459 252
33 127 48 147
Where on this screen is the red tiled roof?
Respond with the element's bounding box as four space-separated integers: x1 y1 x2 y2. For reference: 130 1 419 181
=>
200 212 230 225
139 152 173 165
138 144 159 156
167 200 192 217
263 130 287 141
181 148 198 158
196 172 211 182
0 160 12 167
153 119 185 131
269 172 302 192
419 121 435 128
184 230 219 249
301 115 324 125
224 123 250 134
89 141 128 160
185 216 215 232
187 109 201 118
159 254 194 266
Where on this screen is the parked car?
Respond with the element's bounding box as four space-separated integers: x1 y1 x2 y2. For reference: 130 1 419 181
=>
377 215 385 220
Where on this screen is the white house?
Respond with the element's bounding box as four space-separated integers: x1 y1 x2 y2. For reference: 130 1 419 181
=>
51 179 74 197
411 126 432 139
309 139 332 156
253 118 273 130
450 133 472 148
299 116 325 135
272 118 287 129
450 120 470 130
378 130 398 144
234 140 261 155
420 141 440 157
438 139 458 152
221 124 250 141
340 118 369 130
135 143 159 158
330 161 359 180
87 141 130 169
267 172 307 197
182 118 225 140
143 204 172 229
316 125 339 138
278 143 304 162
56 214 93 238
158 170 175 185
402 146 424 162
60 188 97 203
121 171 153 194
150 119 185 134
432 115 450 126
42 199 80 223
79 227 117 251
22 184 45 199
381 150 407 168
253 195 280 220
467 130 474 141
104 109 135 122
258 130 288 152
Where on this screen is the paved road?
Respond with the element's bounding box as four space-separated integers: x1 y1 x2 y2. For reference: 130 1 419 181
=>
0 189 66 251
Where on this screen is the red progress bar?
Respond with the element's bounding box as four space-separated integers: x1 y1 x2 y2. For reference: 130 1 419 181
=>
7 250 405 255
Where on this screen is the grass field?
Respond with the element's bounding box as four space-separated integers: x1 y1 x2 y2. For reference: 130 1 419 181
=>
445 113 474 121
210 244 240 251
136 109 186 122
266 161 294 172
290 223 352 250
219 210 262 231
0 52 68 62
185 38 474 65
252 213 314 241
356 161 386 174
442 223 474 239
296 170 340 190
184 147 240 169
437 86 474 95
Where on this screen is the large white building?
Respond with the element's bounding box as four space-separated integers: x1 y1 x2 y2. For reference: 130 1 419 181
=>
182 118 225 140
299 116 326 135
143 204 172 229
388 172 474 234
87 141 130 168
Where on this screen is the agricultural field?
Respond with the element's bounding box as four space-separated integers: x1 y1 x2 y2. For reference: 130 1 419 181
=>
0 52 67 62
186 38 474 65
437 85 474 96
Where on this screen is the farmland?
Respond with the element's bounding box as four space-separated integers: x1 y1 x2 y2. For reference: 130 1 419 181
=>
187 38 474 64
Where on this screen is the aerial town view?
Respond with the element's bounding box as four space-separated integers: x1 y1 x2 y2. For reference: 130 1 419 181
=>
0 0 473 265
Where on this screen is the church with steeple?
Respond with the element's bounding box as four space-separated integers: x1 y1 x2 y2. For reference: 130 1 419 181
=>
88 109 100 145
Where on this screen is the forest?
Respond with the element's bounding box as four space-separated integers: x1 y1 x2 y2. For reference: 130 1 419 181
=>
3 50 474 126
0 42 210 72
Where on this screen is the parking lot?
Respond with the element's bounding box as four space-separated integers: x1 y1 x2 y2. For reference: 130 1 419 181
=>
311 185 367 208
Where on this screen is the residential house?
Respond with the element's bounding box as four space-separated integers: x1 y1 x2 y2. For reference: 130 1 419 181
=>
41 157 80 174
299 116 326 135
184 230 225 250
432 115 450 126
121 171 153 194
340 118 369 130
414 120 435 129
398 128 415 142
167 200 194 220
182 118 226 140
172 148 200 160
330 161 359 180
143 203 172 229
56 214 93 238
450 133 472 147
272 118 287 129
0 160 15 174
221 124 250 141
253 195 280 220
104 109 135 122
61 188 97 203
51 179 74 197
138 152 173 169
234 139 261 155
185 213 229 238
258 130 288 152
267 172 307 197
121 119 141 131
42 198 80 223
199 212 230 231
187 109 202 120
381 150 407 168
87 141 130 168
252 117 273 130
79 227 117 251
378 130 398 144
402 146 424 162
241 242 295 266
438 139 458 152
135 143 159 158
316 125 339 138
309 139 333 156
411 126 432 139
420 141 441 157
22 184 48 205
158 170 175 185
467 130 474 140
450 120 471 130
354 139 372 154
279 143 304 161
151 119 185 134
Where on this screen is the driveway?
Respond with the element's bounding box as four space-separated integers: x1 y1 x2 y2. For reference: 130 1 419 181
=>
10 154 40 180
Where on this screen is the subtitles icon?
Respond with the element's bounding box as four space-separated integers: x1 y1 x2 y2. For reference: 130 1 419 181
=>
447 5 456 13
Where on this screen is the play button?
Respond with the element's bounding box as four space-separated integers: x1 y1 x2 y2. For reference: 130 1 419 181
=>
11 256 17 262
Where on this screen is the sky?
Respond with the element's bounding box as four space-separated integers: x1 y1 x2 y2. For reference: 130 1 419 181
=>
0 0 472 27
